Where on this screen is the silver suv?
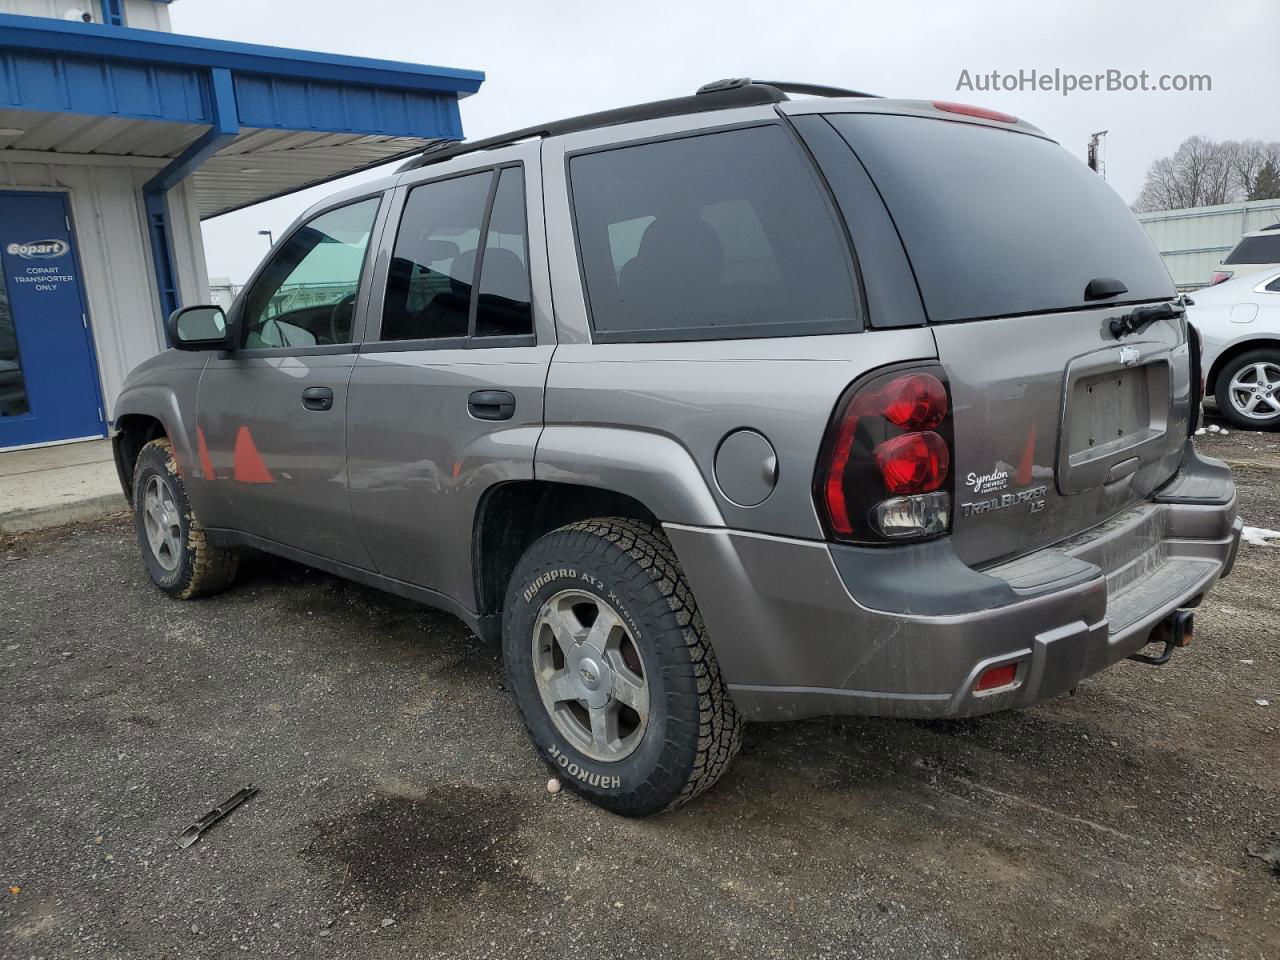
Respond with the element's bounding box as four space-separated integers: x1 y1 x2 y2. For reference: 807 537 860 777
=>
113 80 1243 816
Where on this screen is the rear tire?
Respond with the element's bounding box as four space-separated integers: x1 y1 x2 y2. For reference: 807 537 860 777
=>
132 437 238 599
502 517 743 816
1215 349 1280 430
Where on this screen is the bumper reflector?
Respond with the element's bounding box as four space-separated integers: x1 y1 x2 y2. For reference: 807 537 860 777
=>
976 662 1018 691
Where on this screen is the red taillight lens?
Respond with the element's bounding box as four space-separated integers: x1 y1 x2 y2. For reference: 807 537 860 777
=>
881 373 948 429
976 663 1018 691
875 431 950 495
1209 271 1232 286
932 100 1018 123
816 367 954 543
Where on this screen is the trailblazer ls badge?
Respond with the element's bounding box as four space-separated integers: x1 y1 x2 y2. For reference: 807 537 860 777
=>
960 463 1047 517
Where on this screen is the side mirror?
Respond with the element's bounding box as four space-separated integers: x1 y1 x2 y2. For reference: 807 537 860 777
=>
167 305 232 351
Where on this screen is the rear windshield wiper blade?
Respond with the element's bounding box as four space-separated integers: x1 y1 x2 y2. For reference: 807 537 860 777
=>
1109 301 1184 339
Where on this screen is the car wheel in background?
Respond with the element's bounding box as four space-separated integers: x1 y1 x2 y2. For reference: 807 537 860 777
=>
1215 349 1280 430
502 517 743 816
132 437 239 599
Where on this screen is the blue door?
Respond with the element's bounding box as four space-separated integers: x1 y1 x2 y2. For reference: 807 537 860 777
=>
0 192 105 448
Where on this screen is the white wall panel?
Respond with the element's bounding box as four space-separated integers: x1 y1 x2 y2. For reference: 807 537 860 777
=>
1139 199 1280 290
0 0 172 29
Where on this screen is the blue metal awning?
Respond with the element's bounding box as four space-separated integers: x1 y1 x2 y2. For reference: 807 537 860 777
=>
0 12 483 321
0 13 483 217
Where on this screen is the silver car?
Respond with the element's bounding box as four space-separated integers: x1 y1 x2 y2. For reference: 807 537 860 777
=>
1191 265 1280 429
112 80 1242 816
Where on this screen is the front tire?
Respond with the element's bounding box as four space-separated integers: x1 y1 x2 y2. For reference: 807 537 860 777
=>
1215 349 1280 430
132 437 238 599
502 518 743 816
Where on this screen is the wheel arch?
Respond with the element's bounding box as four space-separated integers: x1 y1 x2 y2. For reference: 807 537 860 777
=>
1206 336 1280 395
111 411 169 505
472 480 662 624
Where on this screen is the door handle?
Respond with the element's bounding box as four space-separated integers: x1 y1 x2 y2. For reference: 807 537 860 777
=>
468 389 516 421
301 386 334 411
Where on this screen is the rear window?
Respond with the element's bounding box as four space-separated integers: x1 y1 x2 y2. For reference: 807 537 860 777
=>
825 114 1174 322
568 125 860 342
1225 234 1280 265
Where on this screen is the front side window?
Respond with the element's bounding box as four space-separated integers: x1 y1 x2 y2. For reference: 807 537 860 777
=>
568 125 860 341
240 197 380 349
381 166 533 342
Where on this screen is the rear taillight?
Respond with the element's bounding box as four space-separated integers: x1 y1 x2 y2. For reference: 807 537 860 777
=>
1209 271 1233 286
815 367 954 544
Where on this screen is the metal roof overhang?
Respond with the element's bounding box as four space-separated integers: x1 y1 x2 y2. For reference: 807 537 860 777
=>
0 13 484 218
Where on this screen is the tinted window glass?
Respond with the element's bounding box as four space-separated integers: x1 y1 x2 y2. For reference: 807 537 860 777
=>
241 198 379 348
569 125 859 340
1266 275 1280 293
825 114 1175 322
1225 235 1280 265
382 172 491 341
476 168 533 337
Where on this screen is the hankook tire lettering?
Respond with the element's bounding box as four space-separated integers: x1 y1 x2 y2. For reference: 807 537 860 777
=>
548 745 621 788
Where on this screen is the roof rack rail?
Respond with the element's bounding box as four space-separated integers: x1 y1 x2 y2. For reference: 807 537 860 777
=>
753 80 882 99
399 81 788 172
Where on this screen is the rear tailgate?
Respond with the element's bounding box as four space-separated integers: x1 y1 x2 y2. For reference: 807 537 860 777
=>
812 106 1189 566
933 308 1191 566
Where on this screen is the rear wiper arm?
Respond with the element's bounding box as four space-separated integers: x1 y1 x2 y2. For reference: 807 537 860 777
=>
1109 300 1184 339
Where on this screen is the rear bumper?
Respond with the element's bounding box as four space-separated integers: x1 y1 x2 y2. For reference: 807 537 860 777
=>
667 447 1241 722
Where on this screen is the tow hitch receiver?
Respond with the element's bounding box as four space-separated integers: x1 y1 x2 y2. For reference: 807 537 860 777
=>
1128 610 1194 666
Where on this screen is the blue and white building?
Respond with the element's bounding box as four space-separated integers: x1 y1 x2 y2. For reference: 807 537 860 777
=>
0 0 482 449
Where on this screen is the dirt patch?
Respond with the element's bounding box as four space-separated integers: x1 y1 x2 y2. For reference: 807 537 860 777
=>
301 788 532 914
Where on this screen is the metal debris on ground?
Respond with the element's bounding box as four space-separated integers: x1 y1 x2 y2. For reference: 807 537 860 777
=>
176 786 259 849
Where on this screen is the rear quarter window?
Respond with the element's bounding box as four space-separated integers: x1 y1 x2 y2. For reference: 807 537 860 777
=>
568 124 861 342
825 114 1175 322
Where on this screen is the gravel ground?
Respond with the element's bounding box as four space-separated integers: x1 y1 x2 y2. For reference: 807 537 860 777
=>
2 434 1278 960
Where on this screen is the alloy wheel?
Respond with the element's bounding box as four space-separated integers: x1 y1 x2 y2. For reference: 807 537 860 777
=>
531 589 650 763
1228 360 1280 421
142 474 183 572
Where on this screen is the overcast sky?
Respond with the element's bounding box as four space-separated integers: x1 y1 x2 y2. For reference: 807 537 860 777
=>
171 0 1280 285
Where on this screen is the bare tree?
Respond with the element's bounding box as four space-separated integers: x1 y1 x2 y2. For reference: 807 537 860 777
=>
1133 136 1280 212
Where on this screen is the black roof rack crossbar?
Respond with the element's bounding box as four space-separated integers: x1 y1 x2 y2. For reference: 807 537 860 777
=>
399 79 878 172
400 82 787 172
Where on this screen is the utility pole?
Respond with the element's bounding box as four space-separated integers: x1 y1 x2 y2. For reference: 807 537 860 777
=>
1087 130 1108 178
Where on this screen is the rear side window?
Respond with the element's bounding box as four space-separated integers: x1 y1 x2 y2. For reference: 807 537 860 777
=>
381 166 533 343
825 114 1175 322
568 125 860 342
1225 234 1280 265
476 168 533 337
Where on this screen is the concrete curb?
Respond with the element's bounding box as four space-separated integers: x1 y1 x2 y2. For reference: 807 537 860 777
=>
0 493 129 536
1221 457 1280 472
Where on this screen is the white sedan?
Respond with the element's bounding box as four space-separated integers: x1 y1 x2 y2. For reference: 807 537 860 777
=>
1192 266 1280 429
